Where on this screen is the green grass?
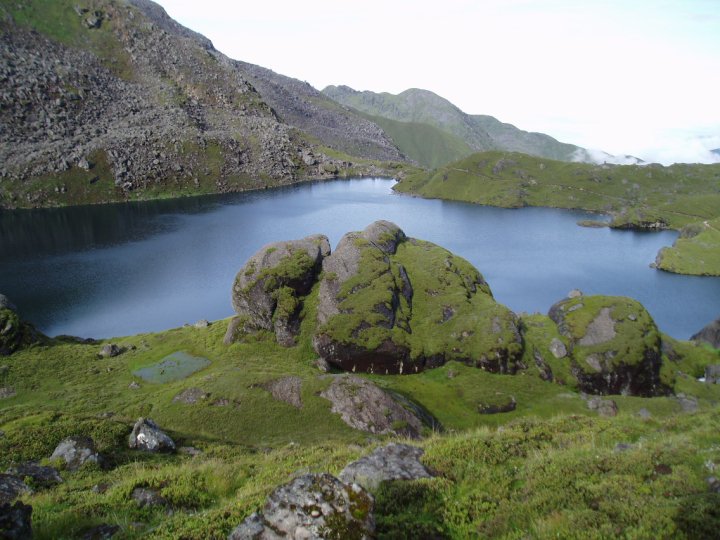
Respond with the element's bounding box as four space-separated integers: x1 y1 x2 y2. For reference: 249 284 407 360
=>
395 151 720 275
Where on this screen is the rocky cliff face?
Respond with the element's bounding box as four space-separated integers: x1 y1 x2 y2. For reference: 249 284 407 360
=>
0 0 403 208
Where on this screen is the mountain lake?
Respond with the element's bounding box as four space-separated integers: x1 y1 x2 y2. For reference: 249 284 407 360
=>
1 177 718 340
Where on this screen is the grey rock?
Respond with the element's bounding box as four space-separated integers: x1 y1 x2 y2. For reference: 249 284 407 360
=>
193 319 210 329
568 289 583 298
132 487 167 508
614 443 634 452
262 376 302 409
320 375 424 439
98 344 123 358
586 397 618 417
578 308 616 346
178 446 202 456
128 381 141 390
637 408 652 419
172 387 209 404
228 473 374 540
5 463 62 488
0 501 32 539
549 338 567 359
676 393 698 413
0 475 31 504
339 443 432 490
50 436 102 470
314 357 330 373
128 418 175 452
704 364 720 384
477 394 517 414
691 316 720 349
0 387 16 400
227 235 330 347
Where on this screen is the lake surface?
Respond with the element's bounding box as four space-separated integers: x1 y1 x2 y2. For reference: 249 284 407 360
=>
1 178 718 340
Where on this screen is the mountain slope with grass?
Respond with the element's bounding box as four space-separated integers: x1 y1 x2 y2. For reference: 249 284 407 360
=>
395 150 720 275
322 85 604 165
0 0 408 209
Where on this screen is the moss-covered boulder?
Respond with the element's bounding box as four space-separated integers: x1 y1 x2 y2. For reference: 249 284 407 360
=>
548 295 669 396
313 221 523 374
0 294 44 356
225 234 330 346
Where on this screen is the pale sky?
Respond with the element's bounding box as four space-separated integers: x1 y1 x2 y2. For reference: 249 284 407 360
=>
156 0 720 164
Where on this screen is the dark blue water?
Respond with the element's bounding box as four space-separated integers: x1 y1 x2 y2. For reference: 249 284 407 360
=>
1 178 718 339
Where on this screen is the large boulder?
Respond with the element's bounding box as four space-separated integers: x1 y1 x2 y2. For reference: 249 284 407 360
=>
691 316 720 349
128 418 175 452
320 375 425 439
226 235 331 347
0 501 32 539
50 436 102 470
0 295 43 356
339 443 433 491
313 221 523 374
228 473 374 540
5 463 62 488
0 475 31 504
548 295 669 396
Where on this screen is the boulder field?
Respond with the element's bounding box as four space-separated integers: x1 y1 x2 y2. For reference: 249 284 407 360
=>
225 220 685 397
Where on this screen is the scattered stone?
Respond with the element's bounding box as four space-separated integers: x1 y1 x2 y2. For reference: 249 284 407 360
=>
98 344 123 358
549 338 567 359
586 397 618 417
178 446 202 457
5 463 62 488
128 381 141 390
81 524 120 540
92 483 110 494
262 376 302 409
614 443 634 452
0 387 16 399
320 375 424 439
0 501 32 539
314 357 330 373
78 157 91 171
228 473 374 540
339 443 433 491
0 475 31 504
128 418 175 453
637 408 652 419
50 436 102 470
193 319 209 329
707 476 720 493
676 393 698 413
704 365 720 384
477 394 517 414
211 398 230 407
132 487 167 508
691 316 720 349
172 387 209 404
446 368 458 379
568 289 583 298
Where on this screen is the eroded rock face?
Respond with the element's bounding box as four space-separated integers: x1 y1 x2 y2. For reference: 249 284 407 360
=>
313 221 523 375
692 317 720 349
339 443 432 491
128 418 175 453
319 375 424 439
50 436 102 470
548 296 669 396
226 235 330 347
228 473 374 540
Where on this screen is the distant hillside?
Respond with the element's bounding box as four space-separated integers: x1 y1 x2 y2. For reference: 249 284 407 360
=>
395 150 720 275
323 85 599 165
0 0 405 209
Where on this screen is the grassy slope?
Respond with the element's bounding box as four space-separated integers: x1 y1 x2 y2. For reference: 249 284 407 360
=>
2 284 719 536
655 217 720 276
395 151 720 275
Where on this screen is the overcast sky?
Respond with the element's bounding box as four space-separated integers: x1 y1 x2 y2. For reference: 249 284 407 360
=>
156 0 720 164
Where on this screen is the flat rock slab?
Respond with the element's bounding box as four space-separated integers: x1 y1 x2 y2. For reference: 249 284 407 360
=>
263 376 302 409
172 387 209 404
339 443 433 491
578 308 616 346
228 473 374 540
132 351 210 383
320 375 424 439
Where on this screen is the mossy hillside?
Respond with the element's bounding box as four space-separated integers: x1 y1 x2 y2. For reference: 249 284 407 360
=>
655 217 720 276
518 314 575 385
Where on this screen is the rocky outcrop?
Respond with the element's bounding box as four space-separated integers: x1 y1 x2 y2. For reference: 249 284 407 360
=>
339 443 432 491
226 235 330 346
691 317 720 349
262 376 303 409
5 463 62 488
98 344 124 358
132 487 167 508
0 475 31 504
228 473 374 540
128 418 175 452
319 375 425 439
50 436 103 470
0 295 44 356
313 221 523 374
548 296 669 396
0 501 32 539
